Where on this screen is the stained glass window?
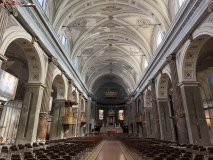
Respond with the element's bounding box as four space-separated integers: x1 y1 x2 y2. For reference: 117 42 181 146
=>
99 110 104 120
118 110 124 120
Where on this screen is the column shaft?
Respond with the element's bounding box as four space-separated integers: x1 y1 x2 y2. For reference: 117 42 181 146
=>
157 100 173 141
16 84 44 144
86 99 91 134
166 54 189 144
180 84 211 145
140 93 147 138
49 101 65 140
145 108 155 138
77 93 82 136
149 79 161 140
37 57 57 140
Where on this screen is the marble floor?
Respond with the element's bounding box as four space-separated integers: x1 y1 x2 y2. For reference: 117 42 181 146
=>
86 139 134 160
96 140 126 160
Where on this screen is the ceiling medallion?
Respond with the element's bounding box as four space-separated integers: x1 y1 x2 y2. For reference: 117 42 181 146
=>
109 44 112 47
130 46 139 53
101 6 121 12
136 18 151 28
109 15 113 20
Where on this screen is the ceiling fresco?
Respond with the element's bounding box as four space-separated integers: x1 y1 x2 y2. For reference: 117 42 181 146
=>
52 0 172 96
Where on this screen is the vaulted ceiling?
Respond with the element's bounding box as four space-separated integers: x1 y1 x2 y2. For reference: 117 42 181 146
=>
52 0 172 95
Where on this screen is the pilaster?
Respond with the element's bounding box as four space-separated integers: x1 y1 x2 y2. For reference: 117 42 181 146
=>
149 79 161 140
37 57 57 140
49 100 65 140
166 54 189 144
86 98 91 134
157 98 173 141
77 92 83 136
16 83 45 144
179 81 212 145
145 107 155 138
140 92 147 138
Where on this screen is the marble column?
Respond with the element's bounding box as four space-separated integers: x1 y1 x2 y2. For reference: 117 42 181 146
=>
64 100 77 138
145 107 155 138
140 92 147 138
86 99 91 134
77 92 83 136
16 83 45 144
166 54 189 144
131 100 137 134
37 57 57 140
179 82 211 145
66 80 78 138
49 100 65 140
157 99 173 141
149 79 161 140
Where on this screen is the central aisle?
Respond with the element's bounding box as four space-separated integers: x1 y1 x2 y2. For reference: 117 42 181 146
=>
96 140 126 160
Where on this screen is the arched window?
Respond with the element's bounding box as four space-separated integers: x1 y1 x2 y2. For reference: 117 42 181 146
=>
179 0 185 7
144 59 148 68
38 0 45 9
62 33 67 49
156 31 162 48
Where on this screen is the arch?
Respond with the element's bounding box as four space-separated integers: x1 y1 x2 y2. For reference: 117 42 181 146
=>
71 90 79 108
179 26 213 82
156 72 171 99
144 89 152 108
0 28 45 84
52 69 67 100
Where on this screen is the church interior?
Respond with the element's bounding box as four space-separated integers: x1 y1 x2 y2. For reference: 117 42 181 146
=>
0 0 213 159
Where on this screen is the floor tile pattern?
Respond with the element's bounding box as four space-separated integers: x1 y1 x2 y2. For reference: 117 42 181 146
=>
117 140 134 160
96 140 127 160
86 140 106 160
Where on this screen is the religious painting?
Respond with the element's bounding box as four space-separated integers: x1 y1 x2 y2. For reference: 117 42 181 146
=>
207 73 213 97
0 69 18 100
99 110 104 120
118 110 124 120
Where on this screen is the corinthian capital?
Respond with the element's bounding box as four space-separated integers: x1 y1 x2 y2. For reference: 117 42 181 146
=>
3 0 18 17
166 54 176 64
149 79 155 85
49 56 58 65
208 0 213 12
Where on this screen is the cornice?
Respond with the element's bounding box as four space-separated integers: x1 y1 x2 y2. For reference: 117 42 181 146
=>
178 81 200 87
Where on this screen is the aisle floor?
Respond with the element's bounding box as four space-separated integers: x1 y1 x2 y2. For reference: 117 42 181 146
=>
96 140 126 160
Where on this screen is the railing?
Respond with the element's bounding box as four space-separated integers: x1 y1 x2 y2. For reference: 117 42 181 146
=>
85 133 137 137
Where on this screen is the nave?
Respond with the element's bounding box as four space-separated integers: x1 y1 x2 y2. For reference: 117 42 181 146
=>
1 135 213 160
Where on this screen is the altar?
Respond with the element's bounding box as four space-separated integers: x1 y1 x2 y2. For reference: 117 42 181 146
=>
100 126 123 133
100 109 123 133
